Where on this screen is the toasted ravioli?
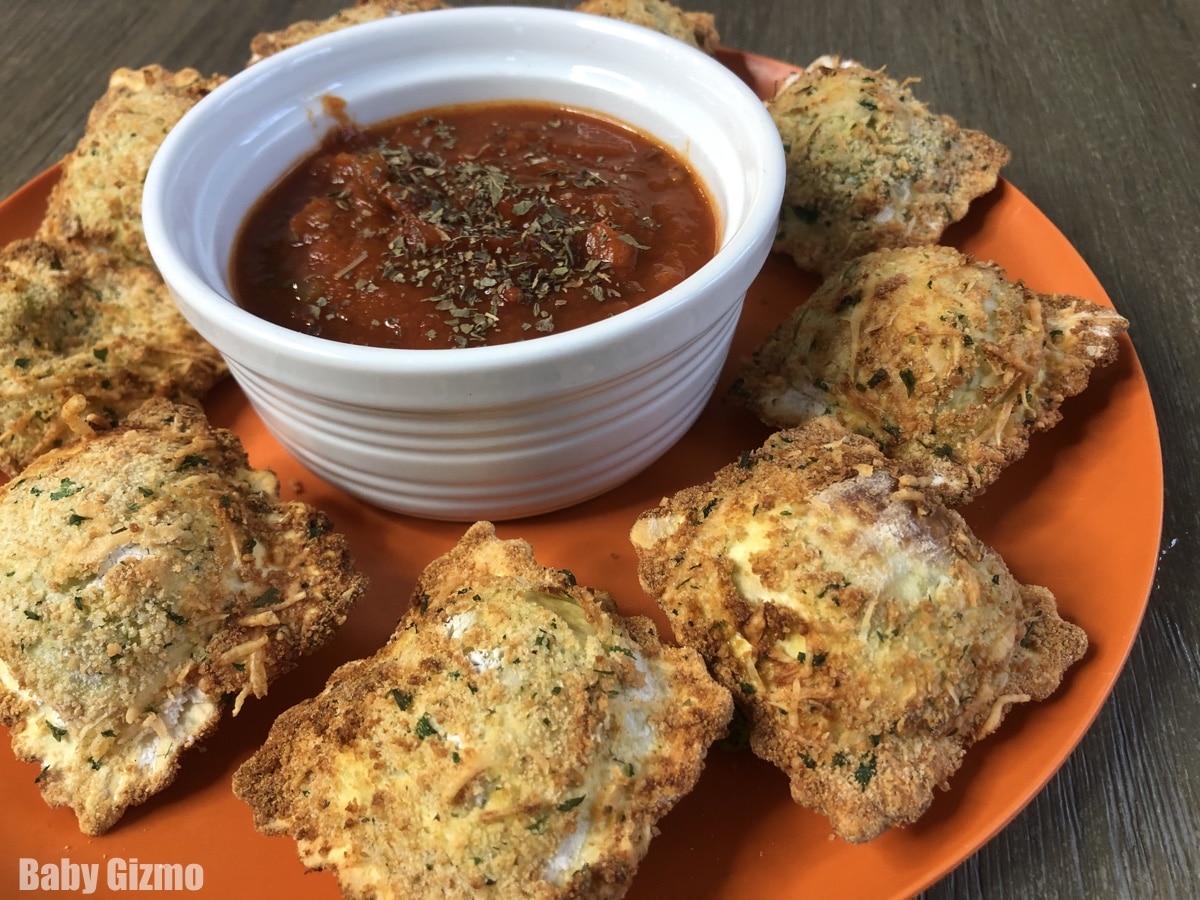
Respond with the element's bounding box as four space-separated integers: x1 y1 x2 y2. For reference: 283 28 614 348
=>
37 65 224 267
233 521 732 900
247 0 448 63
630 418 1087 843
574 0 720 54
0 239 226 477
769 57 1010 275
0 399 366 835
733 245 1128 505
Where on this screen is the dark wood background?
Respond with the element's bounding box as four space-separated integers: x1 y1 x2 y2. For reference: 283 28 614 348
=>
1 1 1195 897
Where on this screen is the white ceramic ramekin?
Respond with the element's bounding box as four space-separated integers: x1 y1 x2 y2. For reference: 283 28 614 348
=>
143 6 785 520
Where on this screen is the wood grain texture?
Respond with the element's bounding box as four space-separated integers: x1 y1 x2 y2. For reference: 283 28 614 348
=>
0 1 1195 898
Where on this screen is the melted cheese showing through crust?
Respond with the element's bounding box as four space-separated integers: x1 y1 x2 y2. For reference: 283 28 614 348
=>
723 471 1018 723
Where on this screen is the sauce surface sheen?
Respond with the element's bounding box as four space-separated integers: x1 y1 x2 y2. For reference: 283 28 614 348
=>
232 101 718 349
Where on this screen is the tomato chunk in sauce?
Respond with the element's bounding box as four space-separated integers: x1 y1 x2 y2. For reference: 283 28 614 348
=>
231 101 719 349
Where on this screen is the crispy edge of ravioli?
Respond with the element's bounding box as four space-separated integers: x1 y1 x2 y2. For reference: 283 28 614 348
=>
630 417 1087 842
0 398 366 834
246 0 448 64
574 0 721 54
732 245 1129 505
233 521 731 900
36 65 225 267
769 57 1010 276
0 238 227 477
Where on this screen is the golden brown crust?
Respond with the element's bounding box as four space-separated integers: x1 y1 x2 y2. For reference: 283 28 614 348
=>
0 238 227 477
36 65 224 267
247 0 448 64
769 57 1010 275
733 245 1128 505
629 418 1087 842
574 0 721 54
234 521 731 899
0 398 366 834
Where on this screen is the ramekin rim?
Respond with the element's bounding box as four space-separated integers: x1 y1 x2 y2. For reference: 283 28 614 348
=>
142 5 786 377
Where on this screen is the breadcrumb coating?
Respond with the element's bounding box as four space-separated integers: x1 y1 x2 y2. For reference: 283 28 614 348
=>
574 0 721 54
0 399 366 834
36 65 224 267
247 0 448 64
0 239 226 477
630 418 1087 842
234 521 731 899
769 57 1010 276
733 244 1128 505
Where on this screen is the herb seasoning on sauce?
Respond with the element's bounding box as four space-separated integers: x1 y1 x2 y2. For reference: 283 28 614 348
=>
232 100 719 349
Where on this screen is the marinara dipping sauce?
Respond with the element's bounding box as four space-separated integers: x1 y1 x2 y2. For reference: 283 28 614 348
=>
231 100 719 349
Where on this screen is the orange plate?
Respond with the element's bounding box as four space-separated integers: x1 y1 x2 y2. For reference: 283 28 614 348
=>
0 51 1163 900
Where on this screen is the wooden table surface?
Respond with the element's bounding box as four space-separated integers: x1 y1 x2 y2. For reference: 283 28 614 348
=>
0 1 1195 898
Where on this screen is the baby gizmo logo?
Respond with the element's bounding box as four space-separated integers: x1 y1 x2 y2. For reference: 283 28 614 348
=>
19 857 204 893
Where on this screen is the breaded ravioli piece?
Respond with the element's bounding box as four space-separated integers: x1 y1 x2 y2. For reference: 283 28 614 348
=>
733 245 1128 505
769 57 1010 276
37 65 224 267
0 239 226 477
247 0 448 64
0 399 366 835
630 418 1087 843
574 0 720 54
233 521 732 900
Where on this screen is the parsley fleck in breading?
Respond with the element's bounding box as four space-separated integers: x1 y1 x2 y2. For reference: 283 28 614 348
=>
0 399 366 835
630 418 1087 843
246 0 448 64
234 521 731 899
0 239 226 477
733 244 1128 505
37 65 224 267
574 0 721 54
769 56 1010 276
